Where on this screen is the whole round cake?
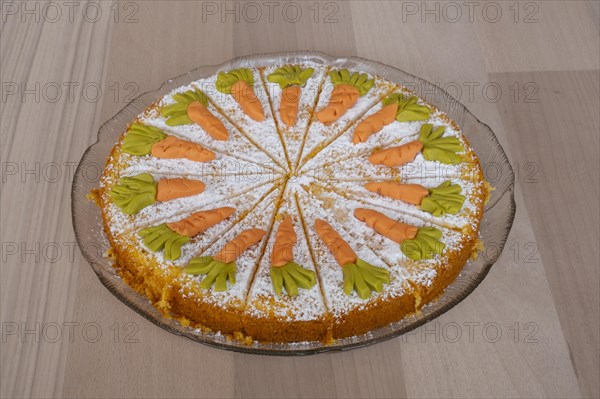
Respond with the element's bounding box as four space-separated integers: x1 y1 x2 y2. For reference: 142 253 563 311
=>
98 61 488 343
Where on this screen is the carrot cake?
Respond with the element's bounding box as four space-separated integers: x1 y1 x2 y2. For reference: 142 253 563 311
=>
97 62 489 343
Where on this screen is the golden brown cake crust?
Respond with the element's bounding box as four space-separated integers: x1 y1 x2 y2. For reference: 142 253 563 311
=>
243 314 330 343
331 291 416 339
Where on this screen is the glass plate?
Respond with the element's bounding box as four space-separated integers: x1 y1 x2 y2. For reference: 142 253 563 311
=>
71 51 516 355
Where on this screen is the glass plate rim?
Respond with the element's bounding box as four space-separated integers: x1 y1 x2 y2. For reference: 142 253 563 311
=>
71 51 516 355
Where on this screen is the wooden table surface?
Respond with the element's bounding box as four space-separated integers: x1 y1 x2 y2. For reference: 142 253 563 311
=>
2 1 599 398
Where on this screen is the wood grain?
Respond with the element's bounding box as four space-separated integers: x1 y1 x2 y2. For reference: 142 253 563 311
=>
475 1 599 72
1 2 113 397
349 2 583 397
492 70 600 398
1 1 598 398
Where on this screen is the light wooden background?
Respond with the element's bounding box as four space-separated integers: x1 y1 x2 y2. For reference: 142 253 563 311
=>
1 1 598 398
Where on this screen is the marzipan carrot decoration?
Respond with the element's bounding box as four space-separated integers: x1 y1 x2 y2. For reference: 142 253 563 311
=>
122 123 216 163
267 66 315 126
109 174 157 215
368 140 423 167
269 216 316 297
352 103 398 144
369 123 463 167
382 93 431 123
151 136 216 162
216 68 265 121
156 178 205 202
353 208 446 260
122 123 167 155
138 224 190 261
314 219 356 266
110 174 205 215
187 102 228 141
354 208 418 244
316 69 374 124
364 182 428 205
167 207 235 237
138 207 235 261
365 180 465 216
420 181 465 216
271 216 297 266
314 219 389 299
352 93 432 144
215 229 267 264
183 228 266 291
280 86 301 126
160 88 229 140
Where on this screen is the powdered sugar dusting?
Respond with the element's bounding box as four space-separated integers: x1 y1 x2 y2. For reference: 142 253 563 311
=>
295 189 414 317
140 87 282 173
299 184 465 288
177 189 281 308
133 182 278 267
244 184 327 322
298 73 397 168
262 63 328 168
301 88 473 182
192 69 288 168
100 63 486 340
323 178 483 232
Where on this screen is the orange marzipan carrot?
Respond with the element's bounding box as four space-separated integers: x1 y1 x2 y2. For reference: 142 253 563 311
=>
151 136 216 163
271 216 297 267
167 207 235 237
353 208 418 244
280 85 301 126
231 80 265 122
213 228 266 264
314 219 357 267
156 178 205 202
187 102 229 141
368 140 423 167
352 103 398 144
364 182 428 205
316 84 360 124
